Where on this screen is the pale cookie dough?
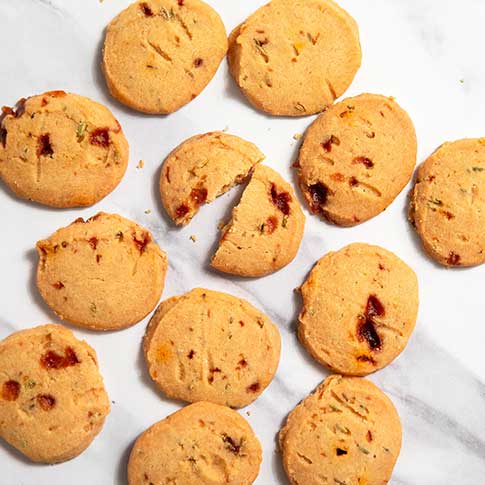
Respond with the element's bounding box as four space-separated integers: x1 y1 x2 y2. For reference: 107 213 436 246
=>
160 132 265 225
211 164 305 277
103 0 228 114
0 91 129 208
298 243 418 375
128 401 262 485
228 0 361 116
279 375 402 485
36 212 167 330
296 93 417 226
144 288 281 408
0 324 110 463
409 138 485 267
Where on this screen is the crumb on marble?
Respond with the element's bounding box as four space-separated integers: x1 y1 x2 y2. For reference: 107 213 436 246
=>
190 235 197 243
137 160 145 169
222 126 229 132
293 133 302 140
144 209 151 215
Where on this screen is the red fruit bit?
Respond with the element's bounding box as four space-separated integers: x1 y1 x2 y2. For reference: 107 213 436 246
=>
37 134 54 157
349 177 359 187
2 380 20 401
208 367 221 384
353 156 374 168
178 0 185 5
133 232 151 254
40 347 80 370
270 184 291 216
190 187 208 205
330 173 345 182
356 354 377 365
140 2 153 16
308 182 328 212
366 295 385 319
176 204 189 218
88 237 98 250
41 97 48 107
222 435 241 455
0 126 6 148
321 135 340 153
447 252 461 266
265 216 278 234
187 350 195 359
237 358 248 368
96 254 102 263
194 58 203 67
90 128 110 148
247 382 261 393
366 430 373 442
37 394 56 411
44 90 67 98
1 106 14 116
52 281 65 290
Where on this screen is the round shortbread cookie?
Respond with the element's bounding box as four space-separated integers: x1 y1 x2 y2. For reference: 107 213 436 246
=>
0 91 129 208
102 0 228 114
409 138 485 267
160 132 265 225
128 401 262 485
211 164 305 277
298 243 419 375
144 288 281 408
227 0 361 116
36 212 167 331
296 93 417 226
279 375 402 485
0 324 110 463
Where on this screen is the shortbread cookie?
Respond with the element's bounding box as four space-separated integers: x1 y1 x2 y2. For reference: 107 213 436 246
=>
144 288 281 408
36 212 167 330
296 93 417 226
228 0 361 116
160 132 264 225
103 0 228 114
298 243 418 375
211 164 305 277
409 138 485 267
0 324 110 463
279 375 401 485
128 401 262 484
0 91 128 208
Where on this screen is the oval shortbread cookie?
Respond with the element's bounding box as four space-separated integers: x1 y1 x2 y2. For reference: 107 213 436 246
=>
160 132 265 225
36 212 167 330
228 0 361 116
0 324 110 463
279 375 402 485
409 138 485 267
211 164 305 277
102 0 228 114
297 93 417 226
0 91 129 208
298 243 418 375
144 288 281 408
128 401 262 485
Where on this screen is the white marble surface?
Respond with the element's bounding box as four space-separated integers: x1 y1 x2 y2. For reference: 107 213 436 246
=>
1 0 485 483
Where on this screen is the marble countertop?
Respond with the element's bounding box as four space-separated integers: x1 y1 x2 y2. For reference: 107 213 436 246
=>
1 0 485 483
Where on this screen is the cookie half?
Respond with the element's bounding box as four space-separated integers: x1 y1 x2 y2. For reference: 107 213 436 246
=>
128 401 262 485
0 91 128 208
296 93 417 226
279 375 402 485
211 164 305 277
409 138 485 267
298 243 418 375
160 132 265 225
36 212 167 330
0 324 110 463
144 288 281 408
102 0 228 114
228 0 361 116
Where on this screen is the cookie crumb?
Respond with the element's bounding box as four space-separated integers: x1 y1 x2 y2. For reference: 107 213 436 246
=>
137 160 145 169
222 126 229 132
459 78 464 84
144 209 152 215
190 235 197 243
293 133 302 140
218 221 226 230
246 410 251 416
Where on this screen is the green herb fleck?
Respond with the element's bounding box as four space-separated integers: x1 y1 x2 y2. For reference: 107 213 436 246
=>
335 423 350 435
357 444 370 455
472 167 484 172
329 404 341 413
115 231 124 241
295 102 306 112
90 302 97 314
160 6 174 20
25 379 36 389
335 480 347 485
76 121 88 142
282 215 288 228
428 197 443 206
